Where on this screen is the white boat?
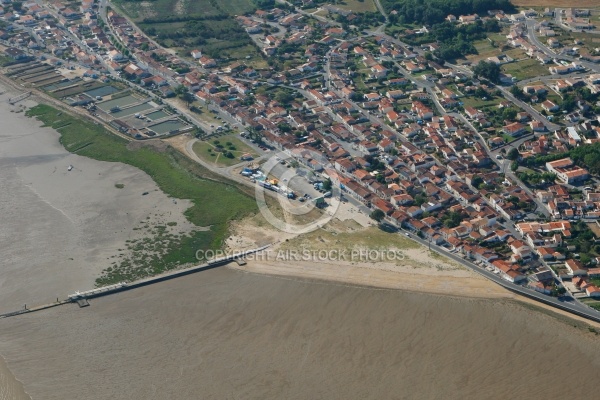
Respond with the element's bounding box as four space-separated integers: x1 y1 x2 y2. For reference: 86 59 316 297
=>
67 165 73 171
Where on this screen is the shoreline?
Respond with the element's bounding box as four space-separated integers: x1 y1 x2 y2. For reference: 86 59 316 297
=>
0 81 202 399
0 354 29 400
229 259 600 329
231 258 509 299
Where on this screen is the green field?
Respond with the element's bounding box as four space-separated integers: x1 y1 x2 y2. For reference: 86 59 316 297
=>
115 0 224 20
26 104 256 285
193 135 258 167
465 39 501 63
0 55 13 67
117 0 258 20
460 95 502 109
335 0 378 13
114 0 262 63
501 59 551 81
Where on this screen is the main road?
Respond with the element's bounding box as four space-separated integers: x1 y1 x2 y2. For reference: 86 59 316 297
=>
404 228 600 323
525 19 600 74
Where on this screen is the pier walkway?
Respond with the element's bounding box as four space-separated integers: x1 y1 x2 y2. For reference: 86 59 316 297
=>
0 245 270 319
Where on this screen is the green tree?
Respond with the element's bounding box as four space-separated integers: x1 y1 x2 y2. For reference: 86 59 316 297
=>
275 90 293 105
507 148 519 161
473 61 501 84
277 123 292 133
561 94 576 112
551 285 566 297
174 84 187 96
471 175 483 188
414 193 428 206
370 209 385 222
502 108 517 121
443 211 462 228
580 254 592 265
182 92 195 107
510 85 525 100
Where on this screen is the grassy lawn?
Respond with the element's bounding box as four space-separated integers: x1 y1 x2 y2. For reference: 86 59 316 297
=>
466 39 502 63
503 48 528 60
487 32 509 44
564 31 600 55
335 0 378 13
501 59 551 81
546 92 563 105
461 96 502 109
385 23 419 36
193 135 258 168
279 226 420 256
502 134 519 143
26 104 256 285
218 0 258 15
0 55 13 67
587 222 600 238
580 297 600 311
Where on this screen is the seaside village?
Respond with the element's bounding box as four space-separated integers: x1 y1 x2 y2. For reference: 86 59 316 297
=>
3 0 600 305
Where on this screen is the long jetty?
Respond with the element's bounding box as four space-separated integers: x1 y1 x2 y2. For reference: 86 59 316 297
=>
0 245 270 319
8 91 31 105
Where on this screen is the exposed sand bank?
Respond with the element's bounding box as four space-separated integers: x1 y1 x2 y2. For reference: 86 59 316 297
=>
0 86 195 313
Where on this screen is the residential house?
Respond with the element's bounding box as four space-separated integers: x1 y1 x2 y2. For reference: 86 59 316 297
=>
565 259 587 277
541 100 559 112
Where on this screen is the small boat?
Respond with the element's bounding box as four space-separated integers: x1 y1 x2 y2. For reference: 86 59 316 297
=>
67 165 73 171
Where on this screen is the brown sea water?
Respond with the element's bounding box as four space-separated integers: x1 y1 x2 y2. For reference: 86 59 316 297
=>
1 267 599 400
0 356 28 400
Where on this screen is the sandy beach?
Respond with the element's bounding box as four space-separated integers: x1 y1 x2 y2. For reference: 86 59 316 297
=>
232 259 510 298
224 213 510 299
